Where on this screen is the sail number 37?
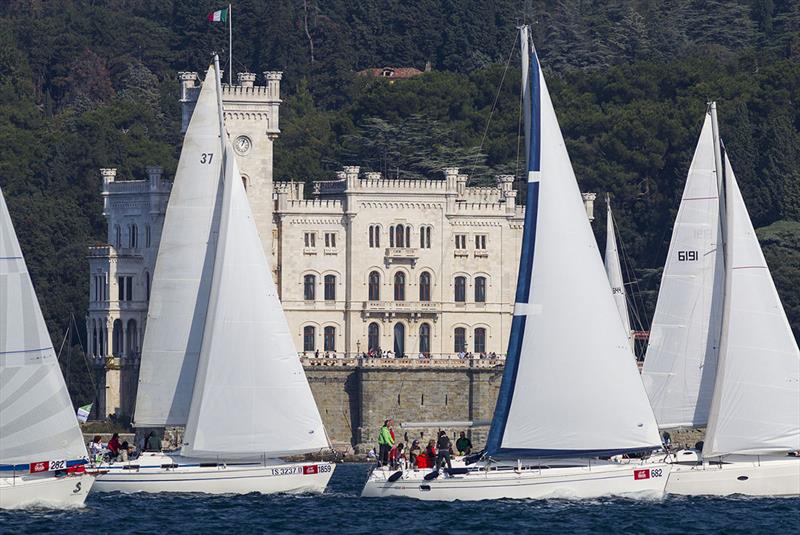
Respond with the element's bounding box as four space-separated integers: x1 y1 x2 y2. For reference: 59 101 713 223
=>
677 250 698 262
200 153 214 164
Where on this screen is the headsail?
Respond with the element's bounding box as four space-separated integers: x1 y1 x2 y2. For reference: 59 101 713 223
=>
604 196 633 344
181 63 328 459
485 26 661 458
134 64 224 427
0 188 87 466
641 112 724 429
703 154 800 457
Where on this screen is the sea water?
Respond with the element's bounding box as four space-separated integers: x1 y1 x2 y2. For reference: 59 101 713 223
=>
1 464 798 534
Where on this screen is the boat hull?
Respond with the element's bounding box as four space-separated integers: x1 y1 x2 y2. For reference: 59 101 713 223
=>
666 456 800 497
0 472 94 509
90 453 334 494
361 461 670 501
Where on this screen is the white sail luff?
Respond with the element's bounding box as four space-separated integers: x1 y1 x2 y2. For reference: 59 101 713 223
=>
0 188 87 465
703 155 800 457
134 65 224 427
604 197 633 343
641 112 724 429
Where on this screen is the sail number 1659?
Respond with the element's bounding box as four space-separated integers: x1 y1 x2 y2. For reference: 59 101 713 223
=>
678 250 698 262
200 153 214 164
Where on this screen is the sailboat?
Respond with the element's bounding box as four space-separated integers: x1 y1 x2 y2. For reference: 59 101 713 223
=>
643 103 800 496
91 58 334 494
360 26 670 501
0 187 95 508
605 196 634 348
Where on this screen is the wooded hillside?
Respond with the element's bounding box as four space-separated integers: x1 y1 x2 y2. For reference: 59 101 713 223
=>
1 0 798 406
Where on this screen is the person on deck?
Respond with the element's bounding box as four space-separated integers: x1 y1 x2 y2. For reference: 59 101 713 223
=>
456 431 473 456
408 439 421 467
378 419 395 466
88 435 104 461
435 431 452 471
107 433 121 459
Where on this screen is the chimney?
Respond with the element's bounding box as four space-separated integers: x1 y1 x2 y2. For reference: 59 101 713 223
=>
100 168 117 188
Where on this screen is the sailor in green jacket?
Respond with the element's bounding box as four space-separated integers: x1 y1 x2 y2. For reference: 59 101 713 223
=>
378 419 395 466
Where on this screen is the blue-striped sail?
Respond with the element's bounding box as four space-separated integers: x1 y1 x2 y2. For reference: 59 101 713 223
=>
485 26 661 458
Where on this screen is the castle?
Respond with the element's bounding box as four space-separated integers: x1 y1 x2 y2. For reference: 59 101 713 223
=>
86 69 596 447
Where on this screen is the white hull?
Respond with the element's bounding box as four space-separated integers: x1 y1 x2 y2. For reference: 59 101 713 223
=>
0 472 94 509
666 455 800 497
90 453 334 495
361 460 670 501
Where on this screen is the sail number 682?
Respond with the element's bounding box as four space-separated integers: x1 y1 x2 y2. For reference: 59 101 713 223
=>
200 153 214 164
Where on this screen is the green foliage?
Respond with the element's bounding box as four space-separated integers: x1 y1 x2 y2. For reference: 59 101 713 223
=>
0 0 797 413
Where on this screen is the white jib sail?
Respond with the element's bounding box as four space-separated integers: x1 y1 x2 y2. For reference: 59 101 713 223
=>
134 65 224 427
703 157 800 457
496 27 661 455
604 197 633 344
642 113 724 429
181 139 328 458
0 188 87 465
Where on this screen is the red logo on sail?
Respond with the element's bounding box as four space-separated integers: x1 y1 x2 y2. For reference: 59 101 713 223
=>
634 469 650 480
303 465 319 475
30 461 50 473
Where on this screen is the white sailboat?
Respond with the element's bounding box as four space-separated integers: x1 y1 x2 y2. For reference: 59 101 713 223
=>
645 103 800 496
361 26 669 501
91 58 334 494
0 187 94 508
605 196 634 348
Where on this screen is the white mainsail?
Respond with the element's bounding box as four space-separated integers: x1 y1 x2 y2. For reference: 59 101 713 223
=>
181 63 327 458
0 188 87 466
641 113 724 429
604 197 633 343
703 155 800 457
134 65 224 427
486 26 661 457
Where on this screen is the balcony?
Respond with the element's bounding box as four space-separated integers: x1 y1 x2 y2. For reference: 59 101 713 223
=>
384 247 419 266
362 300 441 319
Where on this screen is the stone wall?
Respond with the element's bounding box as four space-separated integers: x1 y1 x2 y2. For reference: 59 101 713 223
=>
303 358 504 452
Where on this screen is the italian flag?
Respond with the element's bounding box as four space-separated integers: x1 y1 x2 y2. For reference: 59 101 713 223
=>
207 8 228 22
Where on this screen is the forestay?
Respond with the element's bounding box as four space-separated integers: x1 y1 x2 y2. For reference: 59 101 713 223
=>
134 65 224 427
641 113 724 429
703 157 800 457
0 188 87 465
604 198 632 343
181 137 328 458
486 26 661 458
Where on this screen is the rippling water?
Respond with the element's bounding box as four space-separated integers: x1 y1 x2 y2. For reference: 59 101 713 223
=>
2 464 799 534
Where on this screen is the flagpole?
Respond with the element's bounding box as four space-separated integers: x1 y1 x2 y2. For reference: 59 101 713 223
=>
229 3 233 85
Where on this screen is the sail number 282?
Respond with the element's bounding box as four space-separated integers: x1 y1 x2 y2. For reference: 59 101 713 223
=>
200 153 214 164
677 250 698 262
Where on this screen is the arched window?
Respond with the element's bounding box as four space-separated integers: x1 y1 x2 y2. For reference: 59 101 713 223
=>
369 226 374 248
368 271 380 301
393 323 405 357
395 225 404 248
98 323 105 357
474 328 486 354
92 320 98 357
389 226 395 247
304 274 316 301
419 226 432 248
454 327 466 353
368 322 380 352
454 276 466 303
419 272 431 302
129 224 138 248
475 276 487 303
303 326 316 352
324 326 336 352
419 323 431 356
126 319 138 355
394 272 406 301
324 274 336 301
114 225 121 248
145 225 152 248
112 319 123 357
406 225 412 246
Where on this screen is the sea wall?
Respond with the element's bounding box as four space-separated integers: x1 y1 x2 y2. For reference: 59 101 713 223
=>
303 358 505 452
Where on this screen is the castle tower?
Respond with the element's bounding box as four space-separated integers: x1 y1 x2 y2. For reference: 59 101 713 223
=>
179 70 281 258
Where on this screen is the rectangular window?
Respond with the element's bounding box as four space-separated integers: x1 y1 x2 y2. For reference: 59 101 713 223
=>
325 232 336 248
475 235 487 250
304 232 316 248
324 275 336 301
455 234 466 250
118 276 133 302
